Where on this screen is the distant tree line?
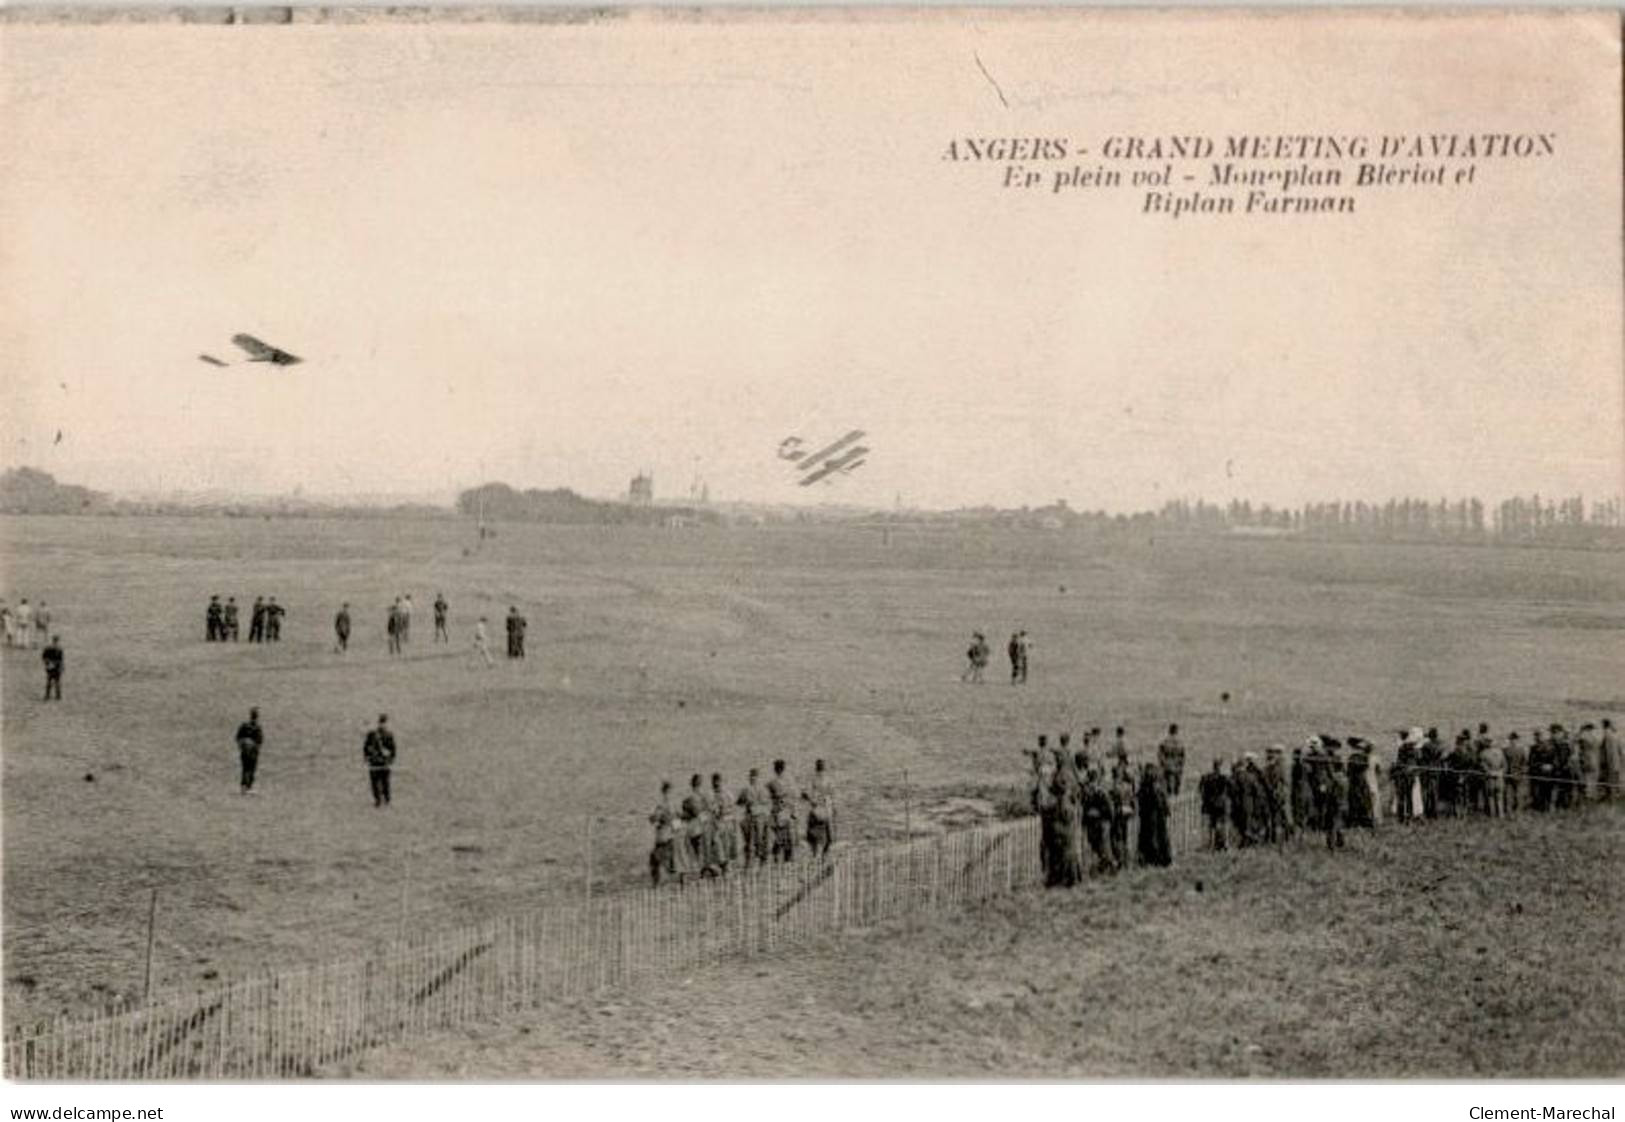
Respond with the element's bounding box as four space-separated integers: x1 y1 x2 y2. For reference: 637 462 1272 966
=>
456 482 719 527
0 467 107 514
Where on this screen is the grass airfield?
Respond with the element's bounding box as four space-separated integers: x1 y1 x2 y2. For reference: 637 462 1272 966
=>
2 514 1621 1040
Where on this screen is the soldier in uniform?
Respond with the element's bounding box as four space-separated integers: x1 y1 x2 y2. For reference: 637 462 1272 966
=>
710 773 740 873
248 597 265 643
1503 731 1527 813
1081 766 1114 874
1199 758 1230 851
736 767 771 866
1109 753 1136 870
648 781 677 886
1599 719 1622 801
1480 733 1507 818
363 714 397 808
398 595 413 646
206 595 223 642
334 602 352 653
1418 728 1444 819
682 774 716 876
223 597 239 641
1311 738 1346 850
1576 723 1602 802
1550 725 1574 810
1263 744 1292 843
1157 723 1187 797
1392 730 1419 821
41 634 64 701
433 593 450 643
1345 738 1375 829
506 606 527 659
1529 729 1554 811
803 758 836 860
1290 746 1313 832
235 707 263 793
265 597 283 642
961 632 988 683
767 759 798 863
387 600 402 656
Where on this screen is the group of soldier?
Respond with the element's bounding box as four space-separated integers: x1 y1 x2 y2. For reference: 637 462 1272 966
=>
230 706 399 807
1195 720 1623 855
2 595 52 649
3 596 64 700
1029 724 1187 886
960 629 1034 685
203 595 285 643
648 759 837 886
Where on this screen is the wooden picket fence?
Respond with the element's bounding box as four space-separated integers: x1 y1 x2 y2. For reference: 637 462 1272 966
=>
4 797 1205 1080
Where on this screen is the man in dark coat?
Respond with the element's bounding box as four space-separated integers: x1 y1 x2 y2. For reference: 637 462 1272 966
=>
1081 767 1114 874
206 595 222 642
236 707 263 794
248 597 265 643
223 597 239 641
1199 758 1230 851
363 714 398 808
42 635 65 701
1418 728 1444 818
334 603 351 653
1136 764 1172 867
1157 723 1187 797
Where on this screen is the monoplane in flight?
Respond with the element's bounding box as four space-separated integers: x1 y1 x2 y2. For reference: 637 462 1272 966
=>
777 429 870 486
198 334 303 368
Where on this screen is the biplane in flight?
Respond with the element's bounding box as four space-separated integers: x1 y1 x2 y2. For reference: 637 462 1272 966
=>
199 334 303 368
777 429 870 486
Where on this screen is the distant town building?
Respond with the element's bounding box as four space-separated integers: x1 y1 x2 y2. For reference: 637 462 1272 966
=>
627 471 654 506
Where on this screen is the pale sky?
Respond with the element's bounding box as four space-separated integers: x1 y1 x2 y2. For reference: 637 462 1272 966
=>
2 11 1621 510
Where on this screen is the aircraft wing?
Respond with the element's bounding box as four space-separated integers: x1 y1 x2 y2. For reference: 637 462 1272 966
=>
232 334 303 365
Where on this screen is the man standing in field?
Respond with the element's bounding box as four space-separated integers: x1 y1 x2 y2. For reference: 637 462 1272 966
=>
1158 723 1187 797
472 616 495 668
803 758 836 860
736 767 771 866
710 773 739 874
363 714 397 808
386 600 402 656
236 707 263 794
1503 731 1527 813
1263 744 1292 842
433 593 449 643
649 781 677 886
398 594 413 646
1418 728 1443 819
767 759 798 862
1199 758 1230 851
265 597 284 642
506 606 527 659
248 597 265 643
334 602 351 653
223 597 239 641
961 631 988 683
206 595 223 641
1599 719 1621 801
1576 722 1602 801
1480 733 1507 817
41 634 64 701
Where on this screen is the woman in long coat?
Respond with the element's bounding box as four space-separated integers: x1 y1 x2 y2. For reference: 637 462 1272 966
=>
1137 764 1172 867
1047 749 1085 887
